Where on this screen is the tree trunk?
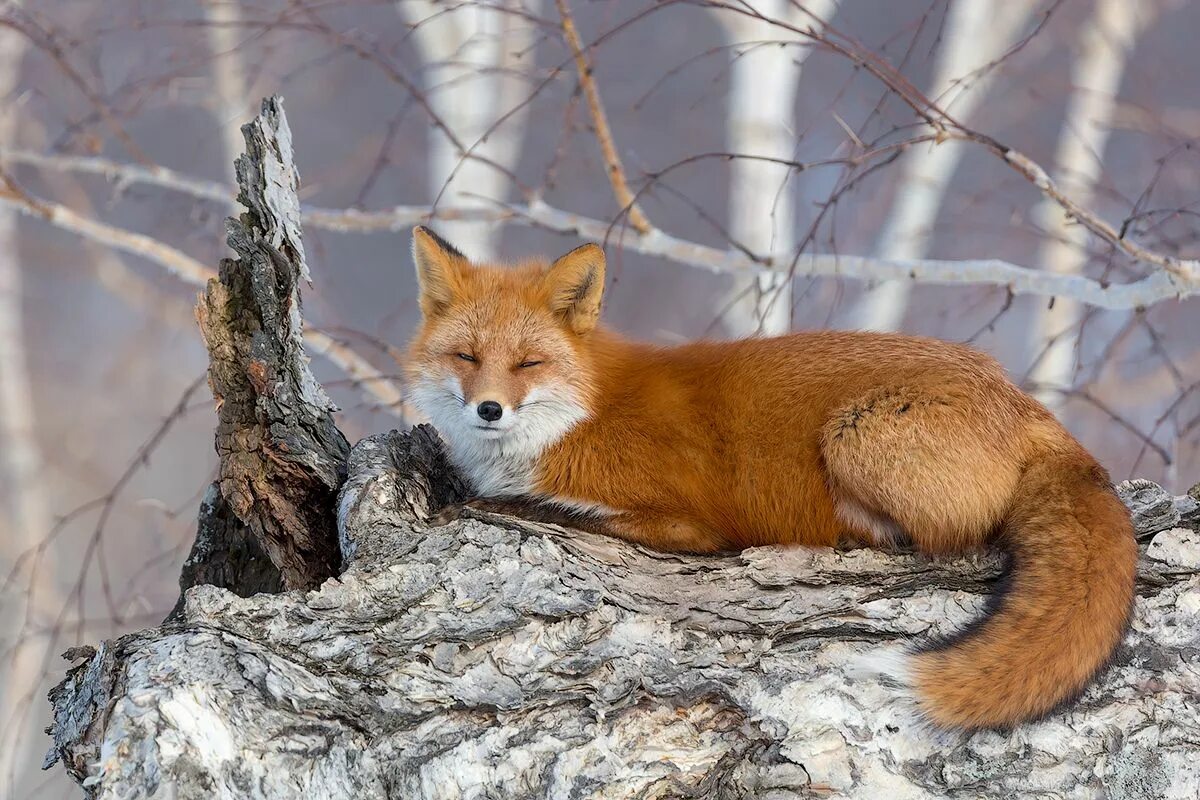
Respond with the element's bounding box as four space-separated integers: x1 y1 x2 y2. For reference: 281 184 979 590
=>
848 0 1035 333
713 0 840 337
396 0 540 258
194 96 349 590
43 423 1200 798
1025 0 1152 409
0 3 60 791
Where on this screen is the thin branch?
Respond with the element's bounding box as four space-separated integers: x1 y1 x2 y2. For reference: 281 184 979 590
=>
1 149 1197 311
554 0 652 234
0 173 404 413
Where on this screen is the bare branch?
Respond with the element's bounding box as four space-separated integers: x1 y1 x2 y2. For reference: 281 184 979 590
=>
0 170 405 414
2 147 1197 311
554 0 652 235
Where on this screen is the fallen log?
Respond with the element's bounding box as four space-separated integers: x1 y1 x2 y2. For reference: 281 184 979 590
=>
44 425 1200 798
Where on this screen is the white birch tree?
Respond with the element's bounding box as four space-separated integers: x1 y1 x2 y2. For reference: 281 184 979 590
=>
0 2 55 792
848 0 1034 332
713 0 839 337
1026 0 1154 409
203 0 252 179
397 0 541 258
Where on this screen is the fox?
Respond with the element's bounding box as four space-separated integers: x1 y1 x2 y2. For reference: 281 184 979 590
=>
403 225 1138 732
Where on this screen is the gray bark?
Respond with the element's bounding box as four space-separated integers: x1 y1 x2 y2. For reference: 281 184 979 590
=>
43 427 1200 798
195 96 349 590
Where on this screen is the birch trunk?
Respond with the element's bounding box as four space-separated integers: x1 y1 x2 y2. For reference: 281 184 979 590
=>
1025 0 1151 410
397 0 540 258
715 0 839 337
0 6 58 792
849 0 1034 332
203 0 252 177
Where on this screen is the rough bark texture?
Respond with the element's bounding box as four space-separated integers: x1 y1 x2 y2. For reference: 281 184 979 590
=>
44 425 1200 798
166 484 283 621
195 96 349 590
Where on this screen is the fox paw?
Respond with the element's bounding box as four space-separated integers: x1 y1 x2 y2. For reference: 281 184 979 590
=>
427 502 467 527
427 498 515 527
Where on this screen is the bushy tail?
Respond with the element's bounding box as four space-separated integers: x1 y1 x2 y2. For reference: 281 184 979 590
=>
911 454 1137 730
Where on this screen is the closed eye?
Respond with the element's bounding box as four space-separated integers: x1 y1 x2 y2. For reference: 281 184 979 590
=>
456 353 476 362
518 360 543 369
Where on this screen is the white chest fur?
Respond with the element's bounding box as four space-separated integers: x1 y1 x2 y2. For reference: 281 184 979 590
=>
410 378 590 498
446 437 538 497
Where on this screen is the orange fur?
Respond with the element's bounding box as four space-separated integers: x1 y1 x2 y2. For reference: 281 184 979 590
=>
404 227 1138 731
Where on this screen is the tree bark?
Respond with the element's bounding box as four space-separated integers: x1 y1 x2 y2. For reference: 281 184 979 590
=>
195 96 349 591
43 423 1200 797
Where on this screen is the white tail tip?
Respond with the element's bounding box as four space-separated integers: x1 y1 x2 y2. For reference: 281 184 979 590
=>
848 646 913 689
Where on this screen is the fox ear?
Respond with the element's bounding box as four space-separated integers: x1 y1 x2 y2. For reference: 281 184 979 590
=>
412 226 467 317
545 243 605 334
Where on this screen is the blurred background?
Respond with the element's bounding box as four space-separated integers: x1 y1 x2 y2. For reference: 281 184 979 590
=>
2 0 1198 795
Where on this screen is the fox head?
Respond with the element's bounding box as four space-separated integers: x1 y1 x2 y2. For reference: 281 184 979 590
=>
404 226 604 492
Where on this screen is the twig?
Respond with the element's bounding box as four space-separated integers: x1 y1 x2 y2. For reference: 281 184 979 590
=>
554 0 652 234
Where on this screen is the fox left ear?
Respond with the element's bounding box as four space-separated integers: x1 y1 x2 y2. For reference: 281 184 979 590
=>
545 243 605 334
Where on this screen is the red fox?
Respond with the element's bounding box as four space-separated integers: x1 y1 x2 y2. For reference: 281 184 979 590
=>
404 226 1137 731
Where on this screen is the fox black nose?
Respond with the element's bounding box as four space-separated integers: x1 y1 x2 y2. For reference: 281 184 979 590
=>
477 401 503 422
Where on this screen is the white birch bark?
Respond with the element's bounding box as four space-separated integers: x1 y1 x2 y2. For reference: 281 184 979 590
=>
1026 0 1152 409
0 2 55 792
849 0 1034 332
715 0 839 337
397 0 540 258
203 0 252 177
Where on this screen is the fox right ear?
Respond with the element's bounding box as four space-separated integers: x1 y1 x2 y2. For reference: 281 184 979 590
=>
546 243 605 334
411 226 467 317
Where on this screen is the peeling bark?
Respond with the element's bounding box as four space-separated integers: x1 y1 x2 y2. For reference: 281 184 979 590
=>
195 96 349 590
44 425 1200 798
